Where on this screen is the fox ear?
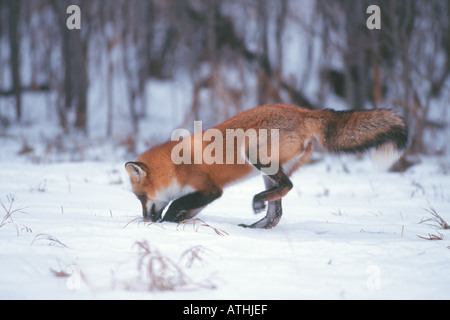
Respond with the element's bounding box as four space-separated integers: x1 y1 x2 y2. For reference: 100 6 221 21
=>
125 162 147 183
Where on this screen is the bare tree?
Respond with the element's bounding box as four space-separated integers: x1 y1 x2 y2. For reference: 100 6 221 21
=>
2 0 448 157
49 0 89 133
6 0 22 120
315 0 450 154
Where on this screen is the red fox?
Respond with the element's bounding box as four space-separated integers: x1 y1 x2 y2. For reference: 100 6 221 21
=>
125 104 408 229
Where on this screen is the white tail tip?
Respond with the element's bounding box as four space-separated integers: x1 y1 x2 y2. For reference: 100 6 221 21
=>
371 143 402 169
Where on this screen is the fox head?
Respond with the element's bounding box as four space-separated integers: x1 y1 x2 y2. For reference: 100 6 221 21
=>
125 161 171 221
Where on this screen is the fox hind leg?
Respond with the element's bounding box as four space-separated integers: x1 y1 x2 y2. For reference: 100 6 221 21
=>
239 175 285 229
251 166 292 214
239 141 311 229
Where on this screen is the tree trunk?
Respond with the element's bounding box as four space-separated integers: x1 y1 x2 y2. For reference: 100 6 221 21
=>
70 29 88 132
7 0 21 121
50 0 88 133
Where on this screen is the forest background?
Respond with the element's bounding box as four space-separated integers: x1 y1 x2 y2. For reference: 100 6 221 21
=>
0 0 449 162
1 0 450 300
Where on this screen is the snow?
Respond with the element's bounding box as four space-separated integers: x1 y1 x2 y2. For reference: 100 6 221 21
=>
1 67 449 300
1 153 449 300
2 0 450 301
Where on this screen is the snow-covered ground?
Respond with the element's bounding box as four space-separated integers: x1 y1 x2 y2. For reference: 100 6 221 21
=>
1 152 449 299
1 0 449 301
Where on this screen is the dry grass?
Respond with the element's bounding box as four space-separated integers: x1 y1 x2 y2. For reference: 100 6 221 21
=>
31 233 69 248
177 218 228 236
115 241 217 292
123 216 227 236
129 240 217 291
419 202 450 230
417 232 444 241
134 240 189 291
0 195 29 236
180 245 220 268
123 216 165 229
417 202 449 241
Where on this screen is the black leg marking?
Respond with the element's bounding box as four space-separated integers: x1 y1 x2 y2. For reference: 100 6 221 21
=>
251 164 292 215
161 189 222 223
239 175 284 229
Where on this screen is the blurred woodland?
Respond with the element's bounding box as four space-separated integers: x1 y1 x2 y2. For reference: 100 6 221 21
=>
0 0 449 156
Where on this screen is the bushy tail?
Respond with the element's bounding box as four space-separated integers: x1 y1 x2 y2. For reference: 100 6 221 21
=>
316 109 408 164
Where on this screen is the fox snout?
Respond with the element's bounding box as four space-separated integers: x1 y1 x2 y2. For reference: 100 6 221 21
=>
143 203 160 221
142 199 168 222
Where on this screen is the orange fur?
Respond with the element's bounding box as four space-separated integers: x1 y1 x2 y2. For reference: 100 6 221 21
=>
126 103 408 227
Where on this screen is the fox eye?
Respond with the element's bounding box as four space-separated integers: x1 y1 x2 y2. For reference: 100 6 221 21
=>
137 194 147 201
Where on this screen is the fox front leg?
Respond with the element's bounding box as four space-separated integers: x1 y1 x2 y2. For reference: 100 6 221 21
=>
160 189 223 223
